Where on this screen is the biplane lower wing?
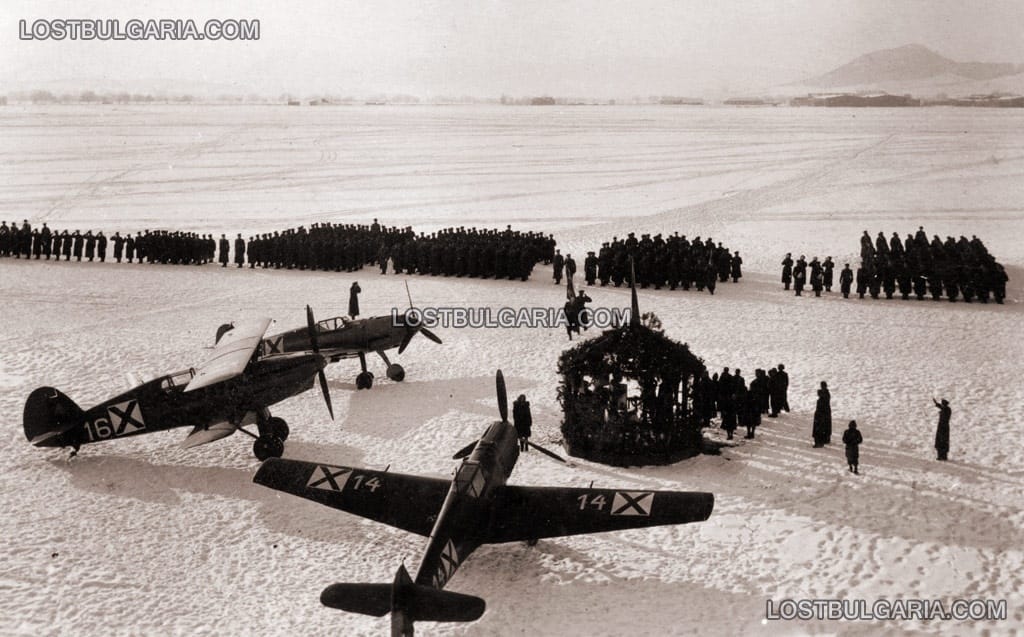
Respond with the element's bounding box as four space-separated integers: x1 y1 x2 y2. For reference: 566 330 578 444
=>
253 458 450 537
484 486 714 543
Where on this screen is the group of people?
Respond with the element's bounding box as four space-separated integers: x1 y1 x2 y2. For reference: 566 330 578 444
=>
1 218 558 283
241 221 406 272
554 232 742 294
0 220 219 265
691 364 791 440
378 225 555 280
782 228 1009 303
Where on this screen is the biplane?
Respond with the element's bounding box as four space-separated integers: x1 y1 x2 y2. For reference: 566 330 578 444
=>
216 284 442 389
23 309 334 460
254 370 714 635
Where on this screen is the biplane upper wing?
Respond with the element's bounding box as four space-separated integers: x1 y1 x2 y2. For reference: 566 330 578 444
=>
253 458 451 537
185 318 273 392
484 485 713 543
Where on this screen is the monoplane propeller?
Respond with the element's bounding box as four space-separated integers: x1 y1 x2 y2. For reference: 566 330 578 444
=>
453 370 568 463
306 305 334 420
398 281 443 355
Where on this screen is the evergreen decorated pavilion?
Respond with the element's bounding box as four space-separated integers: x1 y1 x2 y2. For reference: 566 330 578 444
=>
558 277 710 466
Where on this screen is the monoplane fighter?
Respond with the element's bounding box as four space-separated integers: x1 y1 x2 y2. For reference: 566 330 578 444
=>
217 286 441 390
24 309 334 460
254 371 714 635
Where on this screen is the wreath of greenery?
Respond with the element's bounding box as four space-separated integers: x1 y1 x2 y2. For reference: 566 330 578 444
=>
557 315 709 466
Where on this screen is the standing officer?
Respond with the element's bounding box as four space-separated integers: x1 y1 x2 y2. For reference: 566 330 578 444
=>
933 398 951 460
234 233 246 268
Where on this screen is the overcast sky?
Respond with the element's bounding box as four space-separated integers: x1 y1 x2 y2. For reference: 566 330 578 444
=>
3 0 1023 97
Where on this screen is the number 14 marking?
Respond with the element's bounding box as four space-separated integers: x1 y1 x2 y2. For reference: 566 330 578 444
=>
351 474 382 492
576 493 606 511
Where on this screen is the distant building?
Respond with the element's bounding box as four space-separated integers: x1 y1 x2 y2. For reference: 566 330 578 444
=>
530 96 556 106
723 98 774 106
659 96 703 105
946 94 1024 108
790 92 920 107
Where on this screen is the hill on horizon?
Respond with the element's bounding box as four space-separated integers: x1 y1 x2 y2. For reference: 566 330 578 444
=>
799 44 1023 90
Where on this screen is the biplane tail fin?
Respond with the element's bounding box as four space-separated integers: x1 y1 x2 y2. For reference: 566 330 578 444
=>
23 387 85 447
320 564 485 636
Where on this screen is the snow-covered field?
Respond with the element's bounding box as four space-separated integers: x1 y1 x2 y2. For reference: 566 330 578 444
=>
1 105 1022 636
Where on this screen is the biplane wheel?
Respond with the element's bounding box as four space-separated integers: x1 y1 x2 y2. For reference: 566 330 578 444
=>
386 364 405 382
253 435 285 461
356 371 374 390
267 417 289 441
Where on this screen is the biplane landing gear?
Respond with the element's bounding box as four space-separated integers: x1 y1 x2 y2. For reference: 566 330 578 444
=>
253 435 284 461
356 352 374 390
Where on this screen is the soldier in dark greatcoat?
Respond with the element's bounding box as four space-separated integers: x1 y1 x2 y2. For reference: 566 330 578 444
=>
584 251 597 286
513 394 532 452
843 421 862 474
348 281 361 319
933 398 951 460
812 381 832 447
234 234 246 268
219 234 230 266
97 231 107 262
839 264 853 298
781 252 793 290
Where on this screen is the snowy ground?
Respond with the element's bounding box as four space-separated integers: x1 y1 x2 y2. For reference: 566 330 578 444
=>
1 105 1022 636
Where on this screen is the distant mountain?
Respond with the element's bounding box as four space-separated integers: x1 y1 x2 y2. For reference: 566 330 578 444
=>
800 44 1023 89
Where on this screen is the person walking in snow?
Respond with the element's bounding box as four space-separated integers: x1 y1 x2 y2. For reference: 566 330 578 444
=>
843 420 862 474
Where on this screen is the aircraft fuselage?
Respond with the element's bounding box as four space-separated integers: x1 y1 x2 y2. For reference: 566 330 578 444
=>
413 420 520 589
28 353 323 449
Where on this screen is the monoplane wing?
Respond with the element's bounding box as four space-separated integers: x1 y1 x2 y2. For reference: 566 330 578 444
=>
253 458 450 537
185 318 273 392
181 421 237 449
484 486 713 543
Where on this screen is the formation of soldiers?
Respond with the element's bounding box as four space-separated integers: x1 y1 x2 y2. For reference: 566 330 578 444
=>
3 218 556 284
0 221 217 265
377 225 555 280
781 228 1008 303
244 221 408 271
557 232 742 293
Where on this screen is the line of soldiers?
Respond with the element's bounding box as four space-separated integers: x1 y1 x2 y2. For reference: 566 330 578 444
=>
0 221 217 265
378 225 555 280
555 233 742 294
782 228 1008 303
244 221 407 271
691 364 790 440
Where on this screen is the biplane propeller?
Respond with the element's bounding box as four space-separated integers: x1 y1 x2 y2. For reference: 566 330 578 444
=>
254 370 714 636
216 283 441 390
23 312 334 460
